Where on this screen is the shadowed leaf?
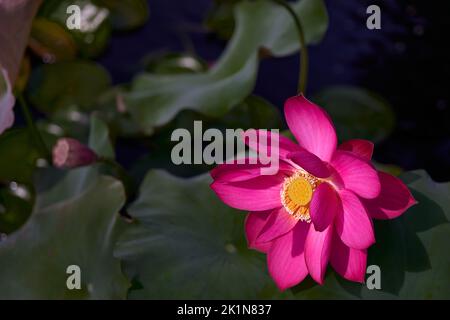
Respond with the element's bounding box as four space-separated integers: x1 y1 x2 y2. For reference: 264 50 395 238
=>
115 170 292 299
124 0 328 134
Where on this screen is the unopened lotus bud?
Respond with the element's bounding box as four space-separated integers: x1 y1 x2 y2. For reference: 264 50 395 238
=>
52 138 98 169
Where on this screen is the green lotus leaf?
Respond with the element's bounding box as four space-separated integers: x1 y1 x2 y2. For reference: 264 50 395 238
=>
0 173 129 299
27 60 111 114
38 0 112 58
0 114 129 299
312 85 395 144
29 18 78 63
0 129 41 184
124 0 328 134
129 94 283 180
295 170 450 299
115 170 292 299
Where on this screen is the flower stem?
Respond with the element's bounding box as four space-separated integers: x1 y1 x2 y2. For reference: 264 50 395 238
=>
17 94 51 162
273 0 309 94
98 157 135 200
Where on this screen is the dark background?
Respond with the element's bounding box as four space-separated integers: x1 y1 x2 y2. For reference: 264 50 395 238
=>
96 0 450 181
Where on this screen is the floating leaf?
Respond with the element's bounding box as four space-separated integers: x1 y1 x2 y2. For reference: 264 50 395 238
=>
125 0 328 134
0 129 41 184
29 18 77 63
362 170 450 299
129 95 283 180
205 0 241 40
0 182 34 234
27 60 111 114
144 53 208 75
0 127 50 235
312 86 395 143
0 113 129 299
38 0 111 58
219 95 283 130
294 272 358 300
89 115 114 158
115 171 291 299
0 174 129 299
294 170 450 299
93 86 144 138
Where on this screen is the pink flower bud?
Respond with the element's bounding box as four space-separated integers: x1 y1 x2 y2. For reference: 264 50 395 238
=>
52 138 98 169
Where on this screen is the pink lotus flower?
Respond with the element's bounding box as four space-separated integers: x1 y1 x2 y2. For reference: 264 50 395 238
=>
53 138 98 169
210 95 416 290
